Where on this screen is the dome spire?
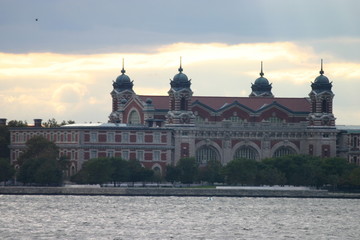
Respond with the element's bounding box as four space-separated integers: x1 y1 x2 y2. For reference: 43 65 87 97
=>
320 59 324 75
178 56 183 73
260 61 264 77
121 58 126 74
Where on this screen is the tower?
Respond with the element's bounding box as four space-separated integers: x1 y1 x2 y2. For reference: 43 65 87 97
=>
166 58 195 125
109 60 135 123
249 62 274 97
308 60 336 127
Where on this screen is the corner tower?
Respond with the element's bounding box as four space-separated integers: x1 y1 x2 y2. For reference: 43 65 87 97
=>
249 62 274 97
308 60 336 127
109 60 135 123
166 58 195 124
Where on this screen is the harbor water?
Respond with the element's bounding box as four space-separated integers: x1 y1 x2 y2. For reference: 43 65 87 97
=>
0 195 359 239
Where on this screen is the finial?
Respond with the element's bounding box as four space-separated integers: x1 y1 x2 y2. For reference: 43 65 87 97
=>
121 58 126 74
320 59 324 75
178 56 183 73
260 61 264 77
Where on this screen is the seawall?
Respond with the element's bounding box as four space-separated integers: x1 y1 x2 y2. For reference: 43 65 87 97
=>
1 186 360 198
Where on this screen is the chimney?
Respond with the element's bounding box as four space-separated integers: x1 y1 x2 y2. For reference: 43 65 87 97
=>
34 119 42 127
0 118 6 126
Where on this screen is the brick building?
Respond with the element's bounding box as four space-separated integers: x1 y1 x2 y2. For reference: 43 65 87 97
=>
6 60 360 176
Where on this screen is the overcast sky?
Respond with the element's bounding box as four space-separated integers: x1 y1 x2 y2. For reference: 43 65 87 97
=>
1 0 359 125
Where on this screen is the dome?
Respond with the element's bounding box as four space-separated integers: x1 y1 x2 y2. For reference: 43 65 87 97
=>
116 68 131 84
173 67 189 83
254 76 270 85
170 65 191 90
314 72 330 84
311 60 332 93
113 67 134 91
249 62 273 98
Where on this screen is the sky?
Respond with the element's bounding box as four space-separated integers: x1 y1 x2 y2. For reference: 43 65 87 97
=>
0 0 360 125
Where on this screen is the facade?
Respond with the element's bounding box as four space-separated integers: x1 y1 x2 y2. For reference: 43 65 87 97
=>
6 61 360 176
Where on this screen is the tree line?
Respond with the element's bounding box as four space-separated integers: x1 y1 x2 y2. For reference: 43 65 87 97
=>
1 135 360 190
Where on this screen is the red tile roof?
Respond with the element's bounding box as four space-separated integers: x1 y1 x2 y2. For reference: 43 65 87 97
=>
138 95 311 113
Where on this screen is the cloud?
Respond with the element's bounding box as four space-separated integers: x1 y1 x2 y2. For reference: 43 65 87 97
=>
0 41 360 125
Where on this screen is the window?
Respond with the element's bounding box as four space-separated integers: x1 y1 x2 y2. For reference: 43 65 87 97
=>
90 132 97 142
154 132 161 143
273 146 296 158
90 150 97 159
136 150 144 161
268 116 283 123
234 146 258 160
107 132 115 142
153 150 160 161
196 146 219 165
107 150 114 158
122 150 129 160
137 132 144 143
122 132 129 143
322 99 328 113
128 110 140 125
229 116 242 123
180 97 187 110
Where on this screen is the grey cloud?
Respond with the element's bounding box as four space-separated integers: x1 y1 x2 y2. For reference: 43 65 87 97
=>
1 0 360 53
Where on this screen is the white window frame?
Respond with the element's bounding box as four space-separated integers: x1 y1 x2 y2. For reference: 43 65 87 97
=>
122 150 129 160
154 132 161 143
107 132 115 142
153 150 160 161
122 132 129 143
136 150 144 161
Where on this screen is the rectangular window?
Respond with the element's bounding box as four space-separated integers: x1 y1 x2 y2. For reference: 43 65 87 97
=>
154 132 160 143
107 132 115 142
107 150 114 158
137 132 144 143
136 150 144 161
122 150 129 160
90 149 97 159
153 150 160 161
122 132 129 143
90 132 97 142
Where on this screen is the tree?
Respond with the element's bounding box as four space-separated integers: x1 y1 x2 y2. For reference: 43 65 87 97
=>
165 165 181 183
224 158 258 185
0 126 10 159
176 157 198 184
7 120 28 127
17 136 66 185
71 157 154 184
43 118 75 128
198 159 224 184
0 158 14 184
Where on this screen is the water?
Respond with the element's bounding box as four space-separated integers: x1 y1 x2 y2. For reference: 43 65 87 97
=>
0 195 359 239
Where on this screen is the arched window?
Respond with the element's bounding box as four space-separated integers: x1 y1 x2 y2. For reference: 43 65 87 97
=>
196 146 219 165
128 110 140 125
322 99 328 113
234 146 258 160
180 97 187 111
153 166 162 176
273 146 296 158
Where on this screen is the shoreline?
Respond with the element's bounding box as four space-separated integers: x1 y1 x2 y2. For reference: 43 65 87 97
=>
1 186 360 199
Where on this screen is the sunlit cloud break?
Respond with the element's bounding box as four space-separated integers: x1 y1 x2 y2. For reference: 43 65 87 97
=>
0 41 359 125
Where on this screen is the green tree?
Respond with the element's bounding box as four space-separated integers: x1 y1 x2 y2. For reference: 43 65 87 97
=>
198 159 224 184
348 167 360 187
176 157 198 184
165 165 181 183
0 126 10 159
321 157 356 188
224 158 258 185
0 158 14 184
17 136 65 185
7 120 28 127
256 164 286 186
